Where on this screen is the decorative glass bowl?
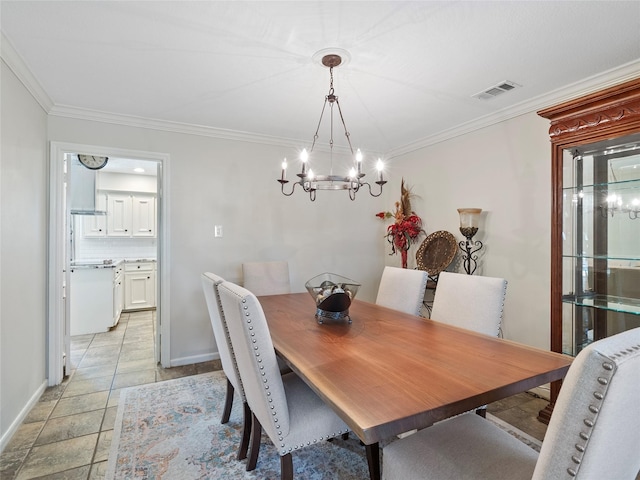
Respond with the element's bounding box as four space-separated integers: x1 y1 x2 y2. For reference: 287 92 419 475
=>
305 273 361 323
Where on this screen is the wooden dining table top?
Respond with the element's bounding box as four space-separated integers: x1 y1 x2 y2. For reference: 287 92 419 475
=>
259 292 573 445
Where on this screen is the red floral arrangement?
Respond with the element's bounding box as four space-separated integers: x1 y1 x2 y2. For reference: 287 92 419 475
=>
376 179 424 268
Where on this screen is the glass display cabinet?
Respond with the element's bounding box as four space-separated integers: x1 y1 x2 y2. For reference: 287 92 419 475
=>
538 77 640 423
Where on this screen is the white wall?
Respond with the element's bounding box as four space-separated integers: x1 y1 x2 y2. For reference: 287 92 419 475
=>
0 60 49 442
47 116 389 365
390 112 552 348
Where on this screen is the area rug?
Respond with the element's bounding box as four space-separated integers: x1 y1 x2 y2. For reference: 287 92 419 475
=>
106 370 540 479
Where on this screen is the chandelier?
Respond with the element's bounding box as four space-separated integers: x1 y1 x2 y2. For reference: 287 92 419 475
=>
278 52 386 201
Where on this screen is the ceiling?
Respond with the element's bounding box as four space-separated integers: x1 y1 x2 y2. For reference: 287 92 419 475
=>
2 1 640 158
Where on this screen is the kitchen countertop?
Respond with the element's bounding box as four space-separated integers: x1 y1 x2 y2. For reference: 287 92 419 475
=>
70 258 156 269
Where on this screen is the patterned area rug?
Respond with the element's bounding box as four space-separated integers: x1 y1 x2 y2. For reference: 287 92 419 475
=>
106 371 540 479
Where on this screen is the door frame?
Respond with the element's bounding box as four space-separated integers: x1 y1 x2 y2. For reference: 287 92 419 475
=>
48 141 171 385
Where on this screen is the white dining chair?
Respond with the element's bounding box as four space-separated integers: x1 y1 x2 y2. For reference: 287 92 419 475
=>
201 272 251 461
382 327 640 480
217 280 364 480
430 271 507 417
375 266 428 316
431 271 507 337
242 261 291 296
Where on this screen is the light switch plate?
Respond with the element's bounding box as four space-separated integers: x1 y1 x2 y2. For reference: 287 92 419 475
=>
214 225 223 238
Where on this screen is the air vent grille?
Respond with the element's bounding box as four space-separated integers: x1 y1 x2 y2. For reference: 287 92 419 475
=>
473 80 521 100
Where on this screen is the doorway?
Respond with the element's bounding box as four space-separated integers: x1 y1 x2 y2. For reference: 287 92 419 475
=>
48 142 171 386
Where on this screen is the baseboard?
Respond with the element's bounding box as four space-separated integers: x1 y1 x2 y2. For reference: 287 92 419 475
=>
168 352 220 368
0 379 48 453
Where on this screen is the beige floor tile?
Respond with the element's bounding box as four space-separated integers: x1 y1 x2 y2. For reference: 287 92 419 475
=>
83 345 121 360
4 422 45 452
0 448 30 478
112 369 156 390
62 375 113 398
15 434 98 480
196 360 222 374
117 348 154 363
35 410 104 446
51 391 109 418
88 460 108 479
116 358 157 374
93 430 112 463
101 407 118 431
32 464 92 479
106 389 123 409
76 354 118 369
72 364 117 381
24 400 58 423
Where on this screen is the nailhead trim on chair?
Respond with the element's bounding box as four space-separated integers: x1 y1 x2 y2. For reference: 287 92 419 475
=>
566 342 640 477
239 297 349 457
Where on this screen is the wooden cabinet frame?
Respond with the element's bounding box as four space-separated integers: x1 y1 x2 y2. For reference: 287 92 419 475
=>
537 77 640 423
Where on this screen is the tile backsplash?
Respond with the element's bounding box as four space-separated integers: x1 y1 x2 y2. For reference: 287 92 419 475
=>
74 232 157 261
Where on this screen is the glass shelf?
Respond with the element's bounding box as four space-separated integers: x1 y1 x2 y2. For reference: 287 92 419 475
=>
562 293 640 316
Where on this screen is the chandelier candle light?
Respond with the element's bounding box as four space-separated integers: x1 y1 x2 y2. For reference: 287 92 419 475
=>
278 50 386 201
458 208 483 275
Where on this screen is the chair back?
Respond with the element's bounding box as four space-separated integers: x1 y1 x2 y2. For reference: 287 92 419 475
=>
217 281 291 438
532 327 640 480
242 261 291 296
375 266 428 316
430 272 507 336
201 272 244 400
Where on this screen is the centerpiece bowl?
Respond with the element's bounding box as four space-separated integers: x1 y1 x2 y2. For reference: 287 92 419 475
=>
305 273 361 324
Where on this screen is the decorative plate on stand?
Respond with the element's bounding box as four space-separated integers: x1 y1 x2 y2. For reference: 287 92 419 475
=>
416 230 457 276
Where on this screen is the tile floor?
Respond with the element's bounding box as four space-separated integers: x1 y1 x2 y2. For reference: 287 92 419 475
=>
1 309 549 479
0 310 220 480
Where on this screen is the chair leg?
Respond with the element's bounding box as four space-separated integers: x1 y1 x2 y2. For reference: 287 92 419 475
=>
280 453 293 480
365 442 380 480
476 406 487 418
221 377 234 424
246 413 262 471
237 401 251 461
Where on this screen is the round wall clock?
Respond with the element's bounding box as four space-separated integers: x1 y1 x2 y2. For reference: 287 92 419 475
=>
78 154 108 170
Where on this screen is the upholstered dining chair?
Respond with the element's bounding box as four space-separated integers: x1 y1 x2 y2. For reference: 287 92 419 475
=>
217 280 359 480
200 272 251 461
382 327 640 480
375 266 429 316
430 271 507 417
430 271 507 337
242 261 291 296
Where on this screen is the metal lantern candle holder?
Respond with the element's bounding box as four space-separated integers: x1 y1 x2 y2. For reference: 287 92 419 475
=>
457 208 483 275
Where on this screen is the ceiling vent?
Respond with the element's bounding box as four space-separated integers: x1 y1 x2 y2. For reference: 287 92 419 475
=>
472 80 521 100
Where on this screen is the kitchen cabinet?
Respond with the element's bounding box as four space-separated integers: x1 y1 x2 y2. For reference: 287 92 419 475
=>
104 193 156 238
82 192 107 237
107 194 132 237
538 77 640 423
124 261 156 310
131 195 156 237
70 263 123 335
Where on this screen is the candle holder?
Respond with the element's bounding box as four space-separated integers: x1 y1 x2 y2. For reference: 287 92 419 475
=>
457 208 483 275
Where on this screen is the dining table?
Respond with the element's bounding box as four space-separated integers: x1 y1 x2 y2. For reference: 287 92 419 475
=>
259 292 573 480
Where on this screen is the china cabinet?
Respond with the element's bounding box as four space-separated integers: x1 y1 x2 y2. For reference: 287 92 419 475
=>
538 77 640 423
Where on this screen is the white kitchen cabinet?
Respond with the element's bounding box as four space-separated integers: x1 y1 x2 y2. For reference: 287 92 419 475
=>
82 192 107 237
107 194 132 237
70 265 120 335
131 195 156 237
124 262 156 310
103 193 156 238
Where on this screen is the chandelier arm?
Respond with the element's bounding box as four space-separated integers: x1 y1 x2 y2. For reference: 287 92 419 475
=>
333 98 355 155
278 179 305 196
362 180 388 197
348 187 356 201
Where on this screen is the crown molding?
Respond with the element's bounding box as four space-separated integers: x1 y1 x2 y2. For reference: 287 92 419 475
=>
386 59 640 159
1 32 53 113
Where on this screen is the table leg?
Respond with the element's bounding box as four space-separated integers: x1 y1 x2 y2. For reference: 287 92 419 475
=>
365 442 380 480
